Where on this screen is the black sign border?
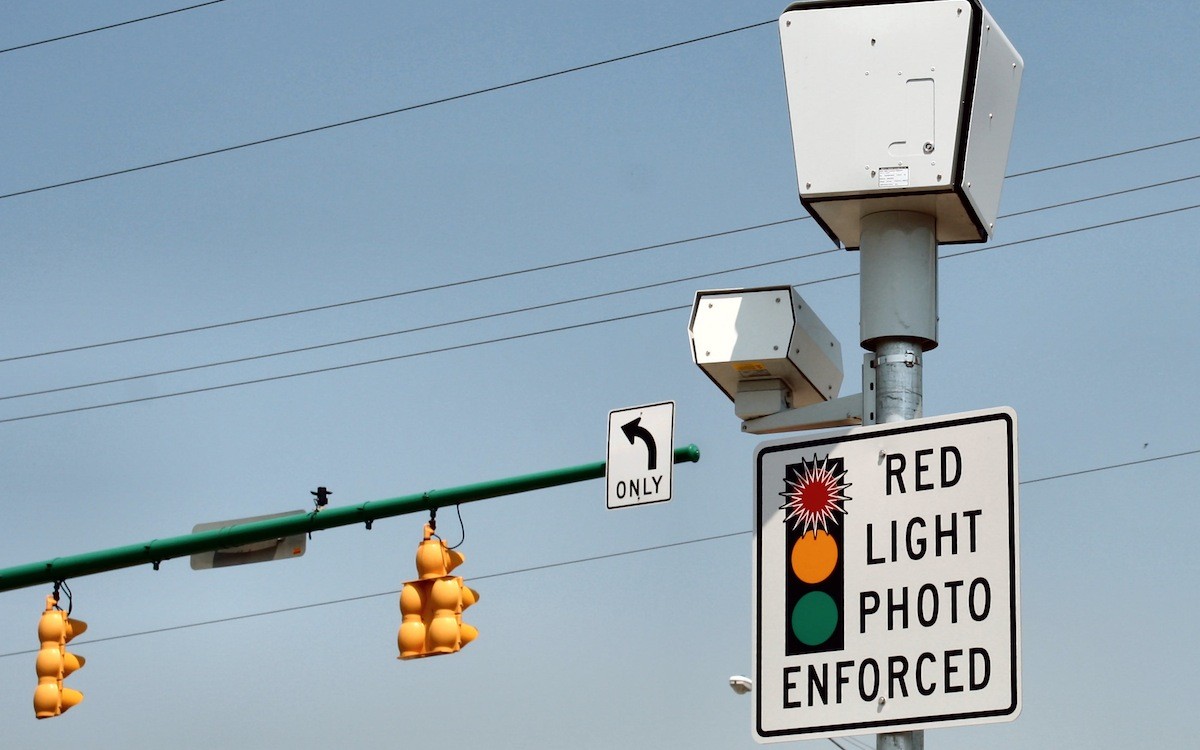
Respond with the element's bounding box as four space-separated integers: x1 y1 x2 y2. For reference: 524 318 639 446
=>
753 409 1019 740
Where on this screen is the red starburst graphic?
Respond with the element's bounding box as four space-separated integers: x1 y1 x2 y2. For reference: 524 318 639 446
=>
779 454 851 536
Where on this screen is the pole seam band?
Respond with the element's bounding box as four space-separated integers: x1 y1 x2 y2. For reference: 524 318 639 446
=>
873 352 922 368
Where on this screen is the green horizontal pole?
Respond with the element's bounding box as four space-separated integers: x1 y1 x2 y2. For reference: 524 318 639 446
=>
0 444 700 594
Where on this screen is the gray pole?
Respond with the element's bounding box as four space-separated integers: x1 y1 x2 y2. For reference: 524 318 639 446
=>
859 209 937 750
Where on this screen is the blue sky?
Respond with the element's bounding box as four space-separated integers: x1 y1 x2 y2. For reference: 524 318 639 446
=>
1 1 1197 747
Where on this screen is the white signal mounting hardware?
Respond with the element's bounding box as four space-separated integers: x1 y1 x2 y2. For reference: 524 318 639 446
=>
779 0 1023 249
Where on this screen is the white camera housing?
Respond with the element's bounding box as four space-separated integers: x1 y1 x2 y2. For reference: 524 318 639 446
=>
689 286 843 420
779 0 1023 248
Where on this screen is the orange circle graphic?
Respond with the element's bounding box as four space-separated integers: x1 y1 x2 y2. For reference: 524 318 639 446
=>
791 529 838 583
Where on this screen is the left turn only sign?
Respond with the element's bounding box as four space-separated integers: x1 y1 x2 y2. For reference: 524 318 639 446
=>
607 401 674 509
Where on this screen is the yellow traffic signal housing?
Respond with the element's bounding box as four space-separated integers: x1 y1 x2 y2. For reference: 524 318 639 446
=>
398 524 478 659
33 595 86 719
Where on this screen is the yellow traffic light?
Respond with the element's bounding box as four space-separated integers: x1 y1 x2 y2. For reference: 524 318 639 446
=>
398 523 479 659
33 595 86 719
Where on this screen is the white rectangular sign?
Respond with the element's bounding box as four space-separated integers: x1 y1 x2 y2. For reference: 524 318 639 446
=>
753 408 1020 741
607 401 674 509
190 510 307 570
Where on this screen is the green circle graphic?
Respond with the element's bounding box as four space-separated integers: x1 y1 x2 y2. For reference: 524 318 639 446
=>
791 591 839 646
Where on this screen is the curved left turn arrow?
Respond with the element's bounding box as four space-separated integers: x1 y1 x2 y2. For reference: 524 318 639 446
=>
621 417 658 471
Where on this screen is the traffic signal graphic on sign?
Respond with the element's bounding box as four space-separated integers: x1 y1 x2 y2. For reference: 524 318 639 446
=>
780 455 850 656
755 411 1021 739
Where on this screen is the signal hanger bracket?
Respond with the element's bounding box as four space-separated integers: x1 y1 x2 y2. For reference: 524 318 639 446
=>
741 354 877 434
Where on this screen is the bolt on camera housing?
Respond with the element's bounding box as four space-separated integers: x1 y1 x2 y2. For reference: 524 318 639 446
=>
779 0 1023 249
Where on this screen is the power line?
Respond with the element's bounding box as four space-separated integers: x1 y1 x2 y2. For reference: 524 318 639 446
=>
1 1 1192 208
468 531 750 582
5 143 1195 367
1006 134 1200 179
0 1 230 55
0 531 749 657
6 170 1194 401
938 204 1199 261
0 216 806 365
0 20 775 203
2 203 1195 425
0 447 1193 657
0 248 839 402
1021 448 1200 485
1000 173 1200 219
0 306 676 425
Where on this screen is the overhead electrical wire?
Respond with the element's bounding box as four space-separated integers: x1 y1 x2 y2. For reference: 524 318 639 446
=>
4 14 1198 411
0 4 1193 211
0 306 675 425
7 0 1195 194
3 172 1195 403
998 173 1199 218
0 248 841 402
833 737 877 750
939 204 1198 261
0 217 808 365
1 202 1196 425
2 14 1195 731
0 1 230 55
0 447 1194 658
1005 134 1200 179
4 20 1197 428
0 20 776 203
1019 448 1200 485
3 139 1195 366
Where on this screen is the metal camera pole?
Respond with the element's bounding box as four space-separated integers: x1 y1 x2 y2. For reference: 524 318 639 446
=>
773 1 1021 743
860 209 938 750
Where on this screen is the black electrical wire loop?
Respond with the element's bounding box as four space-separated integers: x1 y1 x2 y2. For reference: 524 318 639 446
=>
447 505 466 551
51 580 73 615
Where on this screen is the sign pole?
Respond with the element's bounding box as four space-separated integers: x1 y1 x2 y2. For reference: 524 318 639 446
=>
860 209 938 750
761 2 1022 740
